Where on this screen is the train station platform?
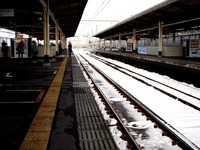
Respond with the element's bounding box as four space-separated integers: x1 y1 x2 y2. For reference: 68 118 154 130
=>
95 50 200 71
19 53 118 150
1 49 200 150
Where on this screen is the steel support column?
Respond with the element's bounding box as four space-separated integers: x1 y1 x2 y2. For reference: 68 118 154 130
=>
55 23 59 55
43 0 50 66
133 29 137 53
158 21 163 57
172 32 176 46
119 33 121 51
103 37 105 50
99 38 101 50
109 36 112 50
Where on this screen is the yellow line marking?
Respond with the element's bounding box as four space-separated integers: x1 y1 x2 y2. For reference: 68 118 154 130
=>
20 56 68 150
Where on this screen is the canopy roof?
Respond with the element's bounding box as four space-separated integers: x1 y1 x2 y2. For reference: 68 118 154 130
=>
94 0 200 39
0 0 88 38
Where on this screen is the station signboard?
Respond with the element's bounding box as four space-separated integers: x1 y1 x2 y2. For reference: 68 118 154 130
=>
0 9 14 17
189 39 200 57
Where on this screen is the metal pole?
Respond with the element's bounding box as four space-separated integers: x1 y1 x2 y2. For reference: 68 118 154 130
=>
133 29 137 53
119 33 121 51
55 22 59 55
158 21 163 57
43 0 50 65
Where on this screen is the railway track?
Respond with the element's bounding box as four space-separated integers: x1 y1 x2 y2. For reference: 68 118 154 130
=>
74 50 200 150
89 53 200 111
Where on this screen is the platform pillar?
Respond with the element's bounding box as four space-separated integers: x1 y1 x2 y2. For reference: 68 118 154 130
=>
158 21 163 57
109 36 112 51
119 33 121 50
43 0 50 66
63 36 66 50
55 23 59 56
99 38 101 50
133 29 137 53
103 37 106 50
172 32 176 46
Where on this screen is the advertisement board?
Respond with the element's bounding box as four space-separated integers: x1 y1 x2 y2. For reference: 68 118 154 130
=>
189 39 200 57
138 46 147 54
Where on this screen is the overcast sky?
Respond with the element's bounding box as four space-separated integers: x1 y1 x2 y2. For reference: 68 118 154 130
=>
75 0 166 36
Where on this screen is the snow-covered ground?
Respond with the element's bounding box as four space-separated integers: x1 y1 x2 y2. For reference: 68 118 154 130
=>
74 49 200 149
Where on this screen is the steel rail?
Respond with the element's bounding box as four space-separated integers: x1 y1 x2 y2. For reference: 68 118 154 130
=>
79 53 199 150
75 54 141 150
90 54 200 111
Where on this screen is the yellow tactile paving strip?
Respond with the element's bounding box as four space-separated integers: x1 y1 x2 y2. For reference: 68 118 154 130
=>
20 56 68 150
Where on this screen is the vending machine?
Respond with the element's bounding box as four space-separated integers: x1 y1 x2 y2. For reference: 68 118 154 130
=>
10 38 32 58
126 38 133 52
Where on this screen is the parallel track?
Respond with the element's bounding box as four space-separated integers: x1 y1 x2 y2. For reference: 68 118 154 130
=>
75 52 199 150
90 54 200 111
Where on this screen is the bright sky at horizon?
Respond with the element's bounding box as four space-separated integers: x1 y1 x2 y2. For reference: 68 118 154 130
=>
75 0 166 36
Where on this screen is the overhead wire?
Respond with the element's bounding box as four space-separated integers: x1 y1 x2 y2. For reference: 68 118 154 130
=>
91 0 111 21
80 0 112 34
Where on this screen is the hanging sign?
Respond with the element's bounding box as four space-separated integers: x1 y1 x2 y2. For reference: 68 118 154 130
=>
0 9 14 17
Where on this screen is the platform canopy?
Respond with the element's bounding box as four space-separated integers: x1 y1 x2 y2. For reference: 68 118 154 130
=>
94 0 200 39
0 0 88 38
